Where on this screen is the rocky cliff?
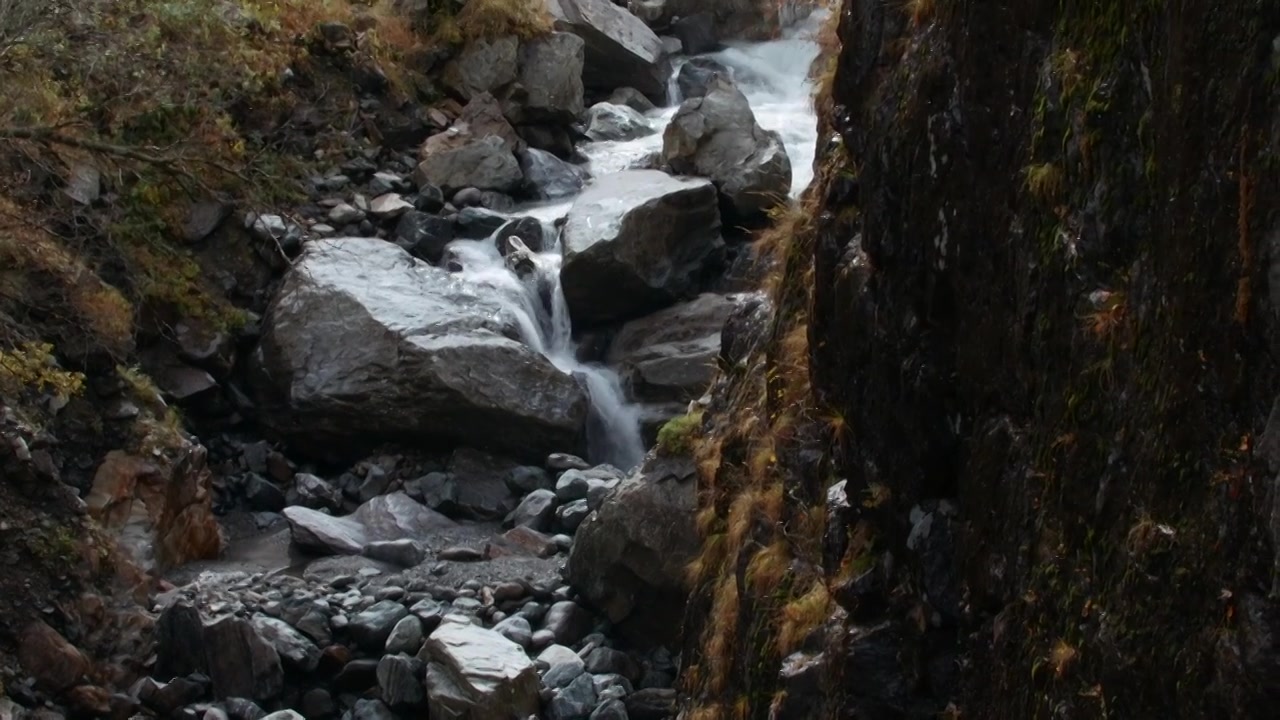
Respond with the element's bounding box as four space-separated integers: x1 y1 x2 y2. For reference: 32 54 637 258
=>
684 0 1280 718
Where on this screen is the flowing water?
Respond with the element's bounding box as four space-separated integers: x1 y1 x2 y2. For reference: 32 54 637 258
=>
445 11 827 471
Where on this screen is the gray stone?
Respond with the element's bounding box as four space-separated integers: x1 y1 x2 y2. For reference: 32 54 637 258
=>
513 32 586 122
363 539 427 568
369 193 414 219
542 601 593 647
547 672 597 720
584 647 641 682
349 600 410 651
662 75 792 225
495 216 547 254
585 103 653 142
625 688 675 720
556 499 591 533
443 35 519 100
538 644 586 689
357 465 393 502
555 469 591 502
548 453 591 471
64 163 101 205
506 465 554 494
607 87 656 113
676 57 732 101
283 493 455 556
351 698 397 720
250 616 321 673
259 712 304 720
385 615 426 655
546 0 670 102
567 455 698 647
394 211 454 264
608 293 741 405
377 654 425 708
202 615 283 701
492 615 533 649
243 474 286 513
422 619 540 719
416 134 523 195
506 489 559 532
560 171 722 327
257 238 589 462
671 12 719 55
519 148 589 200
328 203 365 225
590 699 630 720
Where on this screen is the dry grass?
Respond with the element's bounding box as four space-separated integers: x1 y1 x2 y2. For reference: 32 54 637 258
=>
1024 162 1065 203
746 540 792 592
777 580 831 656
905 0 936 26
705 572 741 695
431 0 551 44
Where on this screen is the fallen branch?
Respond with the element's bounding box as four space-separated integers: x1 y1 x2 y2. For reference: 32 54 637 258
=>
0 125 251 185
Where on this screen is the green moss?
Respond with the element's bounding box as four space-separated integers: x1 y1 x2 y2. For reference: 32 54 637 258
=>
658 412 704 457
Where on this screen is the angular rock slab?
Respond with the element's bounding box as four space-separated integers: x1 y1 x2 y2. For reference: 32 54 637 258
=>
560 171 722 327
421 620 540 719
255 238 589 462
284 492 456 556
662 75 792 225
545 0 670 102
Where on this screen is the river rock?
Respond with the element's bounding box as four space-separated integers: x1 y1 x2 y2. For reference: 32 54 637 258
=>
608 87 656 113
377 654 425 708
512 32 586 123
492 616 534 649
350 600 410 651
422 619 540 719
671 12 719 54
519 148 589 200
255 238 589 462
539 644 586 689
546 0 670 102
385 615 426 655
676 57 732 101
567 455 698 646
560 170 722 327
416 125 522 194
364 538 427 568
590 699 630 720
626 688 676 720
506 488 559 531
542 601 594 647
18 621 90 692
395 211 455 264
251 616 321 673
288 473 343 511
449 448 523 520
443 35 519 101
457 92 526 154
608 292 741 404
283 492 455 556
662 75 792 225
547 672 597 720
496 217 547 254
585 102 653 141
202 615 284 700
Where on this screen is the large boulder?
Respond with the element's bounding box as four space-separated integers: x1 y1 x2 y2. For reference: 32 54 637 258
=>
607 293 741 405
416 133 522 195
662 75 792 226
155 606 284 702
545 0 670 103
584 102 653 142
560 170 722 327
255 238 589 462
566 454 698 647
510 32 586 123
422 619 540 719
442 36 519 101
283 492 456 556
675 57 732 101
519 148 589 200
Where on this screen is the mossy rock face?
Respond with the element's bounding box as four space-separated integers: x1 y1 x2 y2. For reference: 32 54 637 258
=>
657 412 702 457
685 0 1280 718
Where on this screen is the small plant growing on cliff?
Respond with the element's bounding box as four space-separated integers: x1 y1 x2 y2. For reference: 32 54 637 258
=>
0 342 85 400
1024 162 1065 203
905 0 936 27
657 411 703 456
432 0 551 43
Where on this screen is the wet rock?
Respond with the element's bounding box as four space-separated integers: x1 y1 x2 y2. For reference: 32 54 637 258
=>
457 92 526 154
242 474 286 512
357 466 393 502
519 148 589 200
513 32 586 123
548 453 592 471
250 616 321 672
608 87 656 113
283 493 455 556
453 206 510 239
548 0 670 102
496 217 547 254
225 697 267 720
422 619 540 718
585 102 653 142
567 455 698 646
256 238 589 462
560 170 722 327
202 615 283 700
506 488 559 531
539 644 586 689
555 469 592 502
490 526 560 558
393 211 454 265
18 621 90 692
328 203 365 225
369 193 413 219
349 600 410 651
442 35 519 100
584 647 641 682
671 12 719 54
542 601 594 647
385 615 425 655
133 675 207 716
772 651 828 719
299 689 335 719
415 134 522 195
492 616 533 649
363 539 427 568
662 75 792 225
377 654 425 708
261 710 304 720
350 698 396 720
590 699 629 720
506 465 554 494
626 687 676 720
333 659 380 693
547 672 597 720
449 448 523 520
556 499 591 532
675 57 732 101
608 293 740 405
415 183 447 213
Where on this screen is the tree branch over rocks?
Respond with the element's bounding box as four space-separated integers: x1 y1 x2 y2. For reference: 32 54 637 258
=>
0 126 251 185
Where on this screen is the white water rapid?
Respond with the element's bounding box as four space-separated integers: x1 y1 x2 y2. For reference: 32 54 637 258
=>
445 10 827 471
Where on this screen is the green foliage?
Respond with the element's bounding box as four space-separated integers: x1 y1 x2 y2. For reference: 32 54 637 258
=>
27 524 79 564
658 411 704 456
426 0 551 43
0 342 86 400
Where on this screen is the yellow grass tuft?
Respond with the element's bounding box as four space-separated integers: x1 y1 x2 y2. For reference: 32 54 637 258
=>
777 580 831 656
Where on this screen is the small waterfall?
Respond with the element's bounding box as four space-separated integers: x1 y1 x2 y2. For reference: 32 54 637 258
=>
454 233 646 471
